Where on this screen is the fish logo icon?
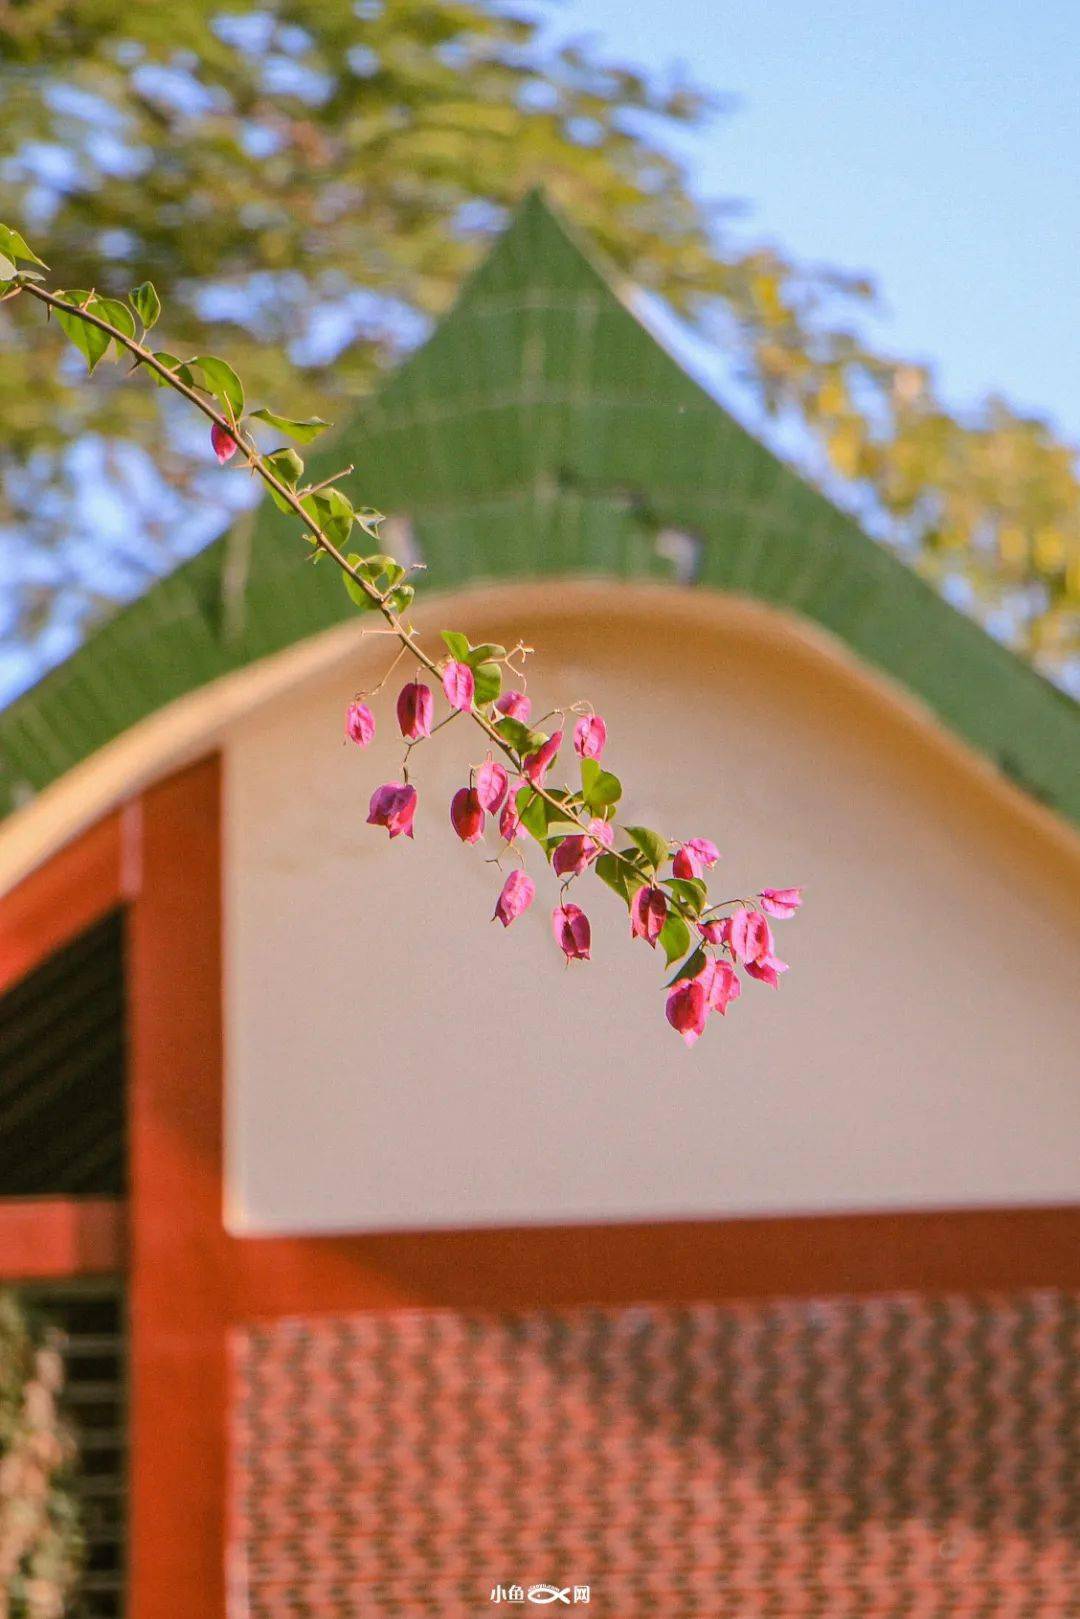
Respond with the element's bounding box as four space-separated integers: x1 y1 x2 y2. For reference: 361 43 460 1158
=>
527 1587 571 1605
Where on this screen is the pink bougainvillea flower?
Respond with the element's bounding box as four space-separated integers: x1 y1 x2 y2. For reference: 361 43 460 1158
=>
724 907 774 965
442 660 475 712
211 422 238 463
493 869 536 927
552 903 591 961
698 957 741 1015
450 786 485 844
673 837 721 879
745 953 789 988
698 919 723 945
553 816 613 879
499 794 521 843
553 835 589 879
345 700 375 747
366 781 417 840
666 979 708 1047
573 714 607 761
495 690 532 722
475 759 509 813
396 681 434 740
587 817 615 855
629 884 668 946
760 887 804 920
523 729 563 785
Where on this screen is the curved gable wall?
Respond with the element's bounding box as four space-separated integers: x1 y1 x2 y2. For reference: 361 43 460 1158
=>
222 584 1080 1234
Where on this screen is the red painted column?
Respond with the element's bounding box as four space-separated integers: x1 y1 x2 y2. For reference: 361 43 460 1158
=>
127 756 230 1618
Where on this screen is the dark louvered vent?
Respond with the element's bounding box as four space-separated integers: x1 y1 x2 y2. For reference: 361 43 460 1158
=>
0 911 125 1194
22 1281 127 1618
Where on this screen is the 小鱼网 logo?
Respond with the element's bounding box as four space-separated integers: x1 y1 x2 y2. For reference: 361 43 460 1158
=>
489 1583 590 1605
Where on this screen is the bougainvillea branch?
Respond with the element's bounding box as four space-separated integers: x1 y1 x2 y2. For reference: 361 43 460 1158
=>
1 222 801 1048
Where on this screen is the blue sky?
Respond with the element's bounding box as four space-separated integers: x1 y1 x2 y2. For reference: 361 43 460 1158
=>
546 0 1080 443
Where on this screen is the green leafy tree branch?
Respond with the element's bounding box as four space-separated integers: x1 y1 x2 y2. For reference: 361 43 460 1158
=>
3 227 801 1046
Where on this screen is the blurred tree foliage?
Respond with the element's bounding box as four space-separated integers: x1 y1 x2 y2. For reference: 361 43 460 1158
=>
0 0 1077 683
0 1294 79 1618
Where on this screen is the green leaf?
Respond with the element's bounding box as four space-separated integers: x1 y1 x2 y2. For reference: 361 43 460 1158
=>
385 583 415 615
266 446 304 488
464 642 506 667
441 631 471 662
514 788 578 855
190 354 244 422
495 716 548 755
91 296 136 341
130 281 161 330
356 507 385 538
150 351 194 388
342 553 381 612
594 850 648 907
301 487 353 547
665 877 708 917
354 553 400 583
53 292 111 373
623 825 670 875
249 407 331 444
658 912 691 967
0 224 48 270
580 758 622 812
515 787 549 848
472 660 502 705
0 254 14 282
666 946 707 987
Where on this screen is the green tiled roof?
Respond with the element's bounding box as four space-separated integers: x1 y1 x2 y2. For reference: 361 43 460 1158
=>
1 192 1077 826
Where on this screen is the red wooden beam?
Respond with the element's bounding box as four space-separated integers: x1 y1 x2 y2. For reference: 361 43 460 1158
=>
127 756 229 1619
232 1203 1080 1321
0 1197 126 1281
0 811 125 995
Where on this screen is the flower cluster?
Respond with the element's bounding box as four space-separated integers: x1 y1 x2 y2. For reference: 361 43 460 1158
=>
349 633 801 1048
1 222 802 1052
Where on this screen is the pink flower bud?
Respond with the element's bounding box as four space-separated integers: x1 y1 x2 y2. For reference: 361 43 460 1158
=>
552 903 591 961
493 869 536 927
760 886 803 919
450 786 485 844
366 781 417 840
745 953 789 988
475 759 509 812
345 700 376 747
629 884 667 946
587 817 614 856
523 729 562 784
697 957 741 1015
396 681 433 740
553 835 590 878
573 714 607 760
725 907 773 965
666 979 708 1047
211 422 238 463
673 838 721 879
496 690 532 722
499 794 521 843
442 660 475 712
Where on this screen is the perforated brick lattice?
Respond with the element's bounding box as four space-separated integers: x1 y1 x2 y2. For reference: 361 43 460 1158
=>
231 1292 1080 1616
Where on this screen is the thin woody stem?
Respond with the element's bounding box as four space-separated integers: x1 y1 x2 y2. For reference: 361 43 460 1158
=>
16 278 691 917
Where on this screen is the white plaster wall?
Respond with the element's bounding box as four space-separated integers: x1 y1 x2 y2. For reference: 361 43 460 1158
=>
223 585 1080 1233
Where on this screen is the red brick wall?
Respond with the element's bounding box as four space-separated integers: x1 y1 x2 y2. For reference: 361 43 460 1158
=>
231 1291 1080 1616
